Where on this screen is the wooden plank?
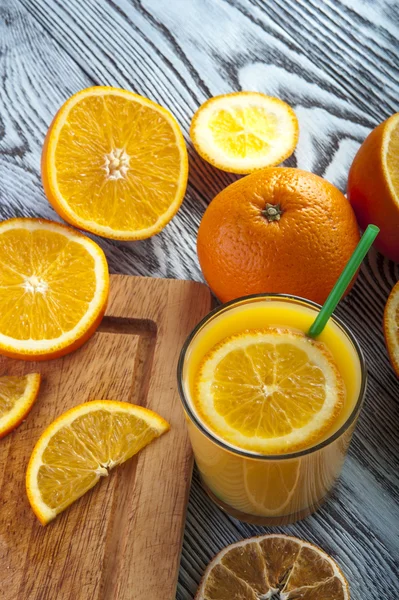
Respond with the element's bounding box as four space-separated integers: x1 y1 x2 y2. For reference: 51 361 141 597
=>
0 274 211 600
0 1 398 599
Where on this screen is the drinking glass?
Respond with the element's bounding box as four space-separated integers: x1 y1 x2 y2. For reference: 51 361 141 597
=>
177 294 366 525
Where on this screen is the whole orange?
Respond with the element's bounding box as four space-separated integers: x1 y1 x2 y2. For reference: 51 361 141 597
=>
347 113 399 262
197 168 360 305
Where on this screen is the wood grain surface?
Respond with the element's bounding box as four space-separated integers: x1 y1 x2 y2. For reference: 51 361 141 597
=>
0 0 398 598
0 275 211 600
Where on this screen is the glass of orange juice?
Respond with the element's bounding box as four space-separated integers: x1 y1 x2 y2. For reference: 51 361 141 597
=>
177 294 366 525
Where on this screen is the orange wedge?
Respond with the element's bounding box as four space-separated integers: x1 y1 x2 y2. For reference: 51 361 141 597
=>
0 218 109 360
196 534 350 599
384 281 399 376
190 92 298 173
26 400 170 524
0 373 41 438
42 86 188 240
194 328 344 454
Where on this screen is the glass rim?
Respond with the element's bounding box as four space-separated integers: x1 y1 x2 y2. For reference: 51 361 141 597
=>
177 293 367 461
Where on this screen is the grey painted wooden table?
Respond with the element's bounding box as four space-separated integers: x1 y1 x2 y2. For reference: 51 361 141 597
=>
1 0 398 598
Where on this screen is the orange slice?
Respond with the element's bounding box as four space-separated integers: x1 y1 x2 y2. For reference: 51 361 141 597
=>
0 218 109 360
0 373 41 438
244 459 300 516
196 534 350 599
26 400 170 524
42 86 188 240
190 92 298 174
193 329 344 454
384 280 399 376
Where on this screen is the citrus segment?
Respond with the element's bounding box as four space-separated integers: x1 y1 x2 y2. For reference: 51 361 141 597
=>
26 400 170 524
202 564 257 600
259 536 301 589
384 280 399 376
0 219 109 360
221 542 268 594
194 329 344 453
190 92 298 173
0 373 41 438
42 86 188 240
285 545 336 591
195 534 350 600
244 460 300 514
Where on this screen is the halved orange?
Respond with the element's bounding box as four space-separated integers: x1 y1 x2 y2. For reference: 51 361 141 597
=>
0 218 109 360
190 92 298 173
42 86 188 240
196 534 350 599
348 113 399 262
26 400 170 524
384 280 399 376
194 328 344 454
0 373 41 438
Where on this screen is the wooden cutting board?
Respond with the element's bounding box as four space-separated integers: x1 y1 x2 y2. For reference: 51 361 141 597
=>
0 274 211 600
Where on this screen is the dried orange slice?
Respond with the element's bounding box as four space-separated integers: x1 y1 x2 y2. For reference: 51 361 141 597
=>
194 329 344 453
196 534 350 599
42 86 188 240
26 400 170 524
384 280 399 376
190 92 298 173
0 373 41 438
0 218 109 360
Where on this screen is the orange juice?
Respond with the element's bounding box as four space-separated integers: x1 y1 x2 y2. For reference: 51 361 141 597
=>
178 295 366 525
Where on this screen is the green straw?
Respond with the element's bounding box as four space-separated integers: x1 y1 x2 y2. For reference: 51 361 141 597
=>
307 224 379 338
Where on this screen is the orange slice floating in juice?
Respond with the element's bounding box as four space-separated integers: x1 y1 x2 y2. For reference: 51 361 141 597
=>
244 459 300 516
0 218 109 360
0 373 41 438
26 400 170 524
42 86 188 240
194 328 344 454
196 534 349 599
